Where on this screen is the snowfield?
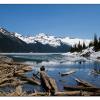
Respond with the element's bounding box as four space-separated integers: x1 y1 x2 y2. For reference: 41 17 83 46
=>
14 32 91 47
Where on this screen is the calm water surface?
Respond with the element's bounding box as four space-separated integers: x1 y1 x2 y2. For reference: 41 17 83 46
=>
1 53 100 93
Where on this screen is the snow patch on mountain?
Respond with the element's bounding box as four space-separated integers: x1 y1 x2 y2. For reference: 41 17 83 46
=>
14 32 36 43
61 37 90 46
34 33 61 47
0 27 14 36
14 32 91 47
15 33 61 47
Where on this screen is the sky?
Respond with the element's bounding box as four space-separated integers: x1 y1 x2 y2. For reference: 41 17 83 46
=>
0 4 100 39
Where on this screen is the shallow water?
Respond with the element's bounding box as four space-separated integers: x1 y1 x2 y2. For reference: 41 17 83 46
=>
1 53 100 93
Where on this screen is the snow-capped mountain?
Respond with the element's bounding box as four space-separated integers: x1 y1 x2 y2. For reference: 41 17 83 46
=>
14 32 91 47
0 27 91 53
14 33 61 47
0 27 28 53
0 27 14 37
14 32 36 44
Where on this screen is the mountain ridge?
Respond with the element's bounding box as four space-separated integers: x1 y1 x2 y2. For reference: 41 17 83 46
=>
14 32 91 47
0 27 91 53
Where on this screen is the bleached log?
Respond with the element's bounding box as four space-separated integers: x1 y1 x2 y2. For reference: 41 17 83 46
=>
0 80 27 87
75 78 95 87
61 70 76 76
55 91 81 96
40 71 51 91
0 77 15 85
64 86 100 92
30 91 81 96
40 71 58 95
15 73 40 85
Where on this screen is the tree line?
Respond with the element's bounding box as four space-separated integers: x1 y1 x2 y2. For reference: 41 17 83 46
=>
70 34 100 52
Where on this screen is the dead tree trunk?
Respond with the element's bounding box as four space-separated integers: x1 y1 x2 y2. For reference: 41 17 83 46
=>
40 71 58 95
15 73 40 85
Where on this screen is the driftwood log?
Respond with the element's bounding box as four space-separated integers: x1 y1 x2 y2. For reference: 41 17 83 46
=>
7 85 26 96
61 70 76 76
64 86 100 92
0 80 27 87
40 71 58 95
1 90 100 96
30 91 81 96
30 91 100 96
75 78 95 87
55 91 81 96
15 73 40 85
0 77 16 85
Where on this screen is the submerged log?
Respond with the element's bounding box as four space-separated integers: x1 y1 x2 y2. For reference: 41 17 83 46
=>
15 73 40 85
40 71 58 95
61 70 76 76
64 86 100 92
75 78 95 87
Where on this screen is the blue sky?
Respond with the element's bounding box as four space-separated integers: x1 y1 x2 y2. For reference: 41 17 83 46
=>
0 4 100 39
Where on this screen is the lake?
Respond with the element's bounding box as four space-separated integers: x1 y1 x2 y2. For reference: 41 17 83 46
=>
1 53 100 93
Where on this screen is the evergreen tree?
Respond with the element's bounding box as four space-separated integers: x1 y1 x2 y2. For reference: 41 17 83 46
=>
70 34 100 53
74 44 77 51
77 41 82 52
98 37 100 51
94 34 98 51
89 41 94 47
82 42 86 49
70 44 78 52
70 46 74 52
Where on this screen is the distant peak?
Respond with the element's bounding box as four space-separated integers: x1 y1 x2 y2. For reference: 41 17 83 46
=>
36 33 49 37
0 27 14 36
0 27 8 33
38 33 46 36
